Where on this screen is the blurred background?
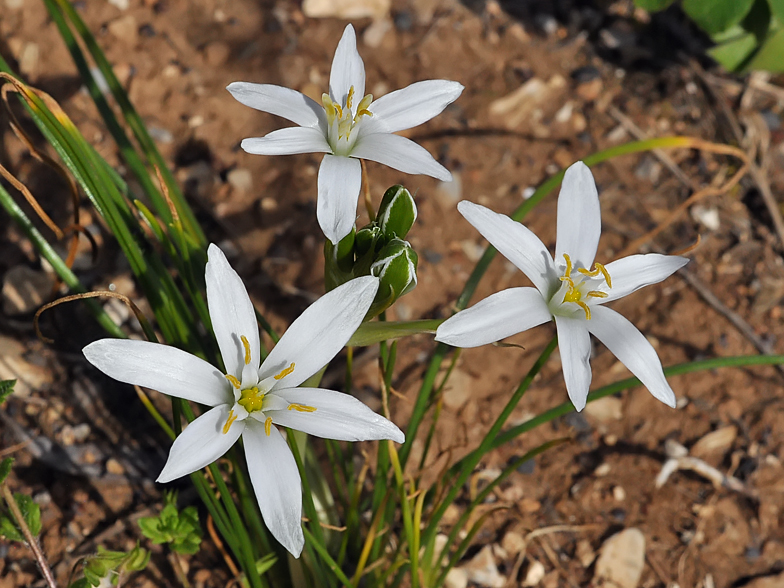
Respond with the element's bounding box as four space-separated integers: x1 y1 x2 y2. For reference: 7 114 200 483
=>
1 1 784 587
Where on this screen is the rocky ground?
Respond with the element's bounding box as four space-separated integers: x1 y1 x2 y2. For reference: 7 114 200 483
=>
2 0 784 587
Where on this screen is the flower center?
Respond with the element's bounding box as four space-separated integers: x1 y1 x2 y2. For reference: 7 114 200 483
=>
221 360 315 436
322 85 373 155
551 253 612 320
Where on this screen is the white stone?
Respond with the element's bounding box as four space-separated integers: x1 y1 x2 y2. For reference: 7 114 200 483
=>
593 528 646 588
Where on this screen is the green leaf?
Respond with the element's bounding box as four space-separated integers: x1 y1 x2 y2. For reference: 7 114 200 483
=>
745 26 784 71
137 494 202 555
709 29 760 70
683 0 756 35
0 515 24 542
348 319 443 347
0 458 13 485
768 0 784 21
633 0 676 11
0 380 16 405
0 493 41 542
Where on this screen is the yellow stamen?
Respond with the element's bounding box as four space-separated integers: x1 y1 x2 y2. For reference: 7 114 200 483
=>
241 335 251 366
587 291 608 298
225 374 241 389
596 263 612 288
346 86 355 110
288 403 317 413
274 362 296 381
355 108 373 119
223 409 238 434
562 253 573 277
265 417 272 436
577 263 612 288
576 301 591 320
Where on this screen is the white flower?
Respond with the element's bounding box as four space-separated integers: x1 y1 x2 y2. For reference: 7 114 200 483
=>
227 24 463 245
83 244 404 557
435 162 689 411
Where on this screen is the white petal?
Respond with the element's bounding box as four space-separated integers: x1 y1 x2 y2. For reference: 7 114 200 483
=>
260 276 379 388
329 25 365 107
83 339 230 406
555 162 601 270
157 404 243 483
317 154 362 245
587 306 677 408
599 254 689 303
365 80 464 134
457 201 559 297
554 315 592 411
226 82 325 129
206 244 260 379
435 287 552 348
351 133 451 181
240 127 331 156
269 387 404 443
243 423 304 557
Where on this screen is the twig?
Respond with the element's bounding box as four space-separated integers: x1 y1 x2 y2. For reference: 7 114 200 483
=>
677 267 784 377
691 62 784 249
1 484 58 588
608 106 699 190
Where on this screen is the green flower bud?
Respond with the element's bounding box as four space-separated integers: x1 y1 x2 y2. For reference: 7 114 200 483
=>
324 227 356 291
376 185 417 241
355 225 382 257
368 239 418 317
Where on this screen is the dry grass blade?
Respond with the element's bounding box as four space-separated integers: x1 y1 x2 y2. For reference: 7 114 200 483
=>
34 291 153 344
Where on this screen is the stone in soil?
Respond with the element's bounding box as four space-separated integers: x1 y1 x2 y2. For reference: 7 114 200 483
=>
2 265 54 315
460 545 505 588
593 528 645 588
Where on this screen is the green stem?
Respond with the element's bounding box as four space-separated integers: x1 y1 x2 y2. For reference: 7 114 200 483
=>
421 337 557 550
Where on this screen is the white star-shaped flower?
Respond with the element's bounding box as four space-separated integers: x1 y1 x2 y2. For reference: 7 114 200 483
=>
435 162 689 411
83 244 404 557
227 24 463 245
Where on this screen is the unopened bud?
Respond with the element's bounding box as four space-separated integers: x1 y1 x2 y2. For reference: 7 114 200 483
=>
376 185 417 241
369 239 418 316
355 225 381 257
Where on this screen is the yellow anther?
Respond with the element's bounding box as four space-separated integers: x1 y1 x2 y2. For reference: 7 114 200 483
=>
223 410 238 434
577 263 612 288
560 275 575 287
274 363 296 381
322 94 337 122
576 301 591 320
346 86 355 110
335 103 343 119
357 93 373 111
596 263 612 288
287 403 317 413
265 417 272 436
587 291 608 298
238 386 264 413
562 253 573 278
225 374 241 389
241 335 252 366
355 108 373 119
